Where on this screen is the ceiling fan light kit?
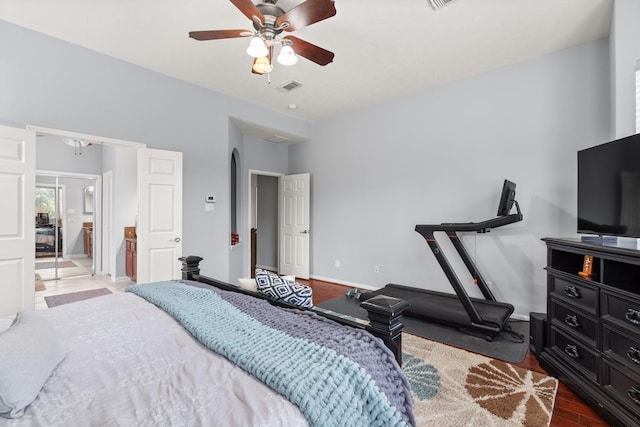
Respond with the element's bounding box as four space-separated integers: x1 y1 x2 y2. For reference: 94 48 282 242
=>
276 45 297 66
252 56 273 74
189 0 336 76
246 36 269 57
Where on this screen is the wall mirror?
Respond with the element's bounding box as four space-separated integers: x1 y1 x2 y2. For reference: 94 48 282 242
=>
84 185 94 214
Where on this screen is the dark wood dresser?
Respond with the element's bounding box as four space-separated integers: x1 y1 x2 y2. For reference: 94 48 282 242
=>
540 237 640 426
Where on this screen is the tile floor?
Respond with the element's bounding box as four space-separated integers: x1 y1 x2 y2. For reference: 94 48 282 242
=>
35 255 94 281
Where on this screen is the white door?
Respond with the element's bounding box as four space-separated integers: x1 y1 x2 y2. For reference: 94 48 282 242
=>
136 148 183 283
0 125 35 316
278 173 310 279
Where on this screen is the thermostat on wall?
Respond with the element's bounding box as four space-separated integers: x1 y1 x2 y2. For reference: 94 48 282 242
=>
205 195 216 203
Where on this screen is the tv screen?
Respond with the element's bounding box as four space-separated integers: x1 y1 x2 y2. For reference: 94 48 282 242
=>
497 179 517 216
578 133 640 238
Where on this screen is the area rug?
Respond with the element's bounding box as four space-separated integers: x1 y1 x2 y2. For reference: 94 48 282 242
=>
45 288 112 308
403 333 557 427
35 273 46 291
318 296 529 362
36 260 76 270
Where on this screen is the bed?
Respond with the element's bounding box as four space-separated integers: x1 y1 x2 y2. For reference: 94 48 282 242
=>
34 225 61 253
0 260 415 426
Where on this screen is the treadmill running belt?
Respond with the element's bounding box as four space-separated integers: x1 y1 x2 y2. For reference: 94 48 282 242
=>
361 283 514 331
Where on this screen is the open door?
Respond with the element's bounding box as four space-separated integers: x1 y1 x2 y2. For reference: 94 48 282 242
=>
0 125 35 316
278 173 310 279
136 148 183 283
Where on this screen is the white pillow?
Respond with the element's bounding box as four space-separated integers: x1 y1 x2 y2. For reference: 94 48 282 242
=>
0 312 65 418
238 278 258 293
0 314 18 333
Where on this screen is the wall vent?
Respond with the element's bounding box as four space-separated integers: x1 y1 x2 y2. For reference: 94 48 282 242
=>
277 80 303 92
266 134 291 143
429 0 457 10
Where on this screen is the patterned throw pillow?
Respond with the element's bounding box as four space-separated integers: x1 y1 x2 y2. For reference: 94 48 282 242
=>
254 269 313 308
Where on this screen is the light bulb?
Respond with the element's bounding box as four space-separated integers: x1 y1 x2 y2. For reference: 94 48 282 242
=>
246 36 268 58
277 45 298 66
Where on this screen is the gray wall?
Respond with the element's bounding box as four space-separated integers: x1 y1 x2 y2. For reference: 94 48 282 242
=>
2 13 636 318
290 38 612 317
256 175 278 271
610 0 640 138
0 19 308 282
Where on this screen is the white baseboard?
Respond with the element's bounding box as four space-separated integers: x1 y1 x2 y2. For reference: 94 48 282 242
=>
309 275 379 291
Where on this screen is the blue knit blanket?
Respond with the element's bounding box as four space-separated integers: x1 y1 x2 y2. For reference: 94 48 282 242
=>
126 281 414 427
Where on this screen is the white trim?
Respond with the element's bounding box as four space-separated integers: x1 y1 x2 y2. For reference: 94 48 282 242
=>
27 125 146 149
309 274 379 291
246 169 284 278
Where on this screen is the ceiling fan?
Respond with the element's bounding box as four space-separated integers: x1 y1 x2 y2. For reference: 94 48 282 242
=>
189 0 336 75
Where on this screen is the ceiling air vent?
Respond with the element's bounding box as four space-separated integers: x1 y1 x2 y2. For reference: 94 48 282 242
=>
429 0 457 10
266 134 291 144
277 80 303 92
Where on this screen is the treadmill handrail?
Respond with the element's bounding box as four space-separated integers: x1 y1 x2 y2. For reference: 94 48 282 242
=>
416 201 523 236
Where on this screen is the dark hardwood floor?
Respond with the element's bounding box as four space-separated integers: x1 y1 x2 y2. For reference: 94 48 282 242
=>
299 277 610 427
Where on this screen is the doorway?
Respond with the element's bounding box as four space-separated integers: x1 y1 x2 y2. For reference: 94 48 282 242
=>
251 174 279 276
35 173 97 283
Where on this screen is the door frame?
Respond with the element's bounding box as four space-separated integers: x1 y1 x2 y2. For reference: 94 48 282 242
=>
246 169 283 278
28 125 145 280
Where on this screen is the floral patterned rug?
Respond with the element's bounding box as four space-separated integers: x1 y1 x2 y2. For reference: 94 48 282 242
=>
402 333 558 427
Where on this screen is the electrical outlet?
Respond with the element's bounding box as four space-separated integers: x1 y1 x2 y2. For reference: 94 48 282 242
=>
335 259 340 268
374 265 380 273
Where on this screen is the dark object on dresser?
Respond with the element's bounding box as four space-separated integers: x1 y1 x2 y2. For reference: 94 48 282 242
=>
539 237 640 427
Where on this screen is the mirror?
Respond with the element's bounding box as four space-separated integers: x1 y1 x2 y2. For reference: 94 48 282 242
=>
84 186 94 214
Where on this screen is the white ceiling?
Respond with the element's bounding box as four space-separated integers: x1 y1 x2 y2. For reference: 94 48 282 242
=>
0 0 613 123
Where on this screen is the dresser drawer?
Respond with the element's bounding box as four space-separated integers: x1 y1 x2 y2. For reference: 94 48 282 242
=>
549 276 598 315
602 289 640 335
549 298 598 346
603 324 640 374
602 359 640 417
550 326 599 382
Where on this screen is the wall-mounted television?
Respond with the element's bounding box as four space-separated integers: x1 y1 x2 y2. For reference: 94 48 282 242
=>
578 133 640 238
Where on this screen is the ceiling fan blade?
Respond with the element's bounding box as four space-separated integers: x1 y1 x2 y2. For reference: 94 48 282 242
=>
230 0 265 24
276 0 336 32
284 35 334 66
189 29 252 41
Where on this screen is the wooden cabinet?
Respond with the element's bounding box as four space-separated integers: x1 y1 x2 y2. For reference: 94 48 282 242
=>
83 222 93 258
540 237 640 426
126 238 137 282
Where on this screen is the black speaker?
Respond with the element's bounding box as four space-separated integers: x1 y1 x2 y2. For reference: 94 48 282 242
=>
529 312 546 357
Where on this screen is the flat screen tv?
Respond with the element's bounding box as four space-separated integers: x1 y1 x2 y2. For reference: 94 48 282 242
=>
578 133 640 238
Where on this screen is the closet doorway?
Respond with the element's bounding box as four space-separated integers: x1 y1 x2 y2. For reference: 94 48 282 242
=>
35 173 97 283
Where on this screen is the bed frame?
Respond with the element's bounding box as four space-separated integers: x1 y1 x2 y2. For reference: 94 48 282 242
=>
179 256 410 365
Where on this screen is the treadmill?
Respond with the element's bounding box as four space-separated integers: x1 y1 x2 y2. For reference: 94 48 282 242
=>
371 180 523 340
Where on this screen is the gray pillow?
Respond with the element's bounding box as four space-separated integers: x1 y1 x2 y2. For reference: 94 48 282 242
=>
0 311 65 418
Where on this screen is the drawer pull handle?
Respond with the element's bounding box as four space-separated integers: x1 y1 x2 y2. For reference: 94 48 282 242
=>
564 314 580 328
564 286 581 298
564 344 580 359
629 386 640 405
625 309 640 325
627 347 640 365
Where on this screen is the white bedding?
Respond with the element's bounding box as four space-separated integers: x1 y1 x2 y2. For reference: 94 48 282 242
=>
1 293 308 426
34 234 55 246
